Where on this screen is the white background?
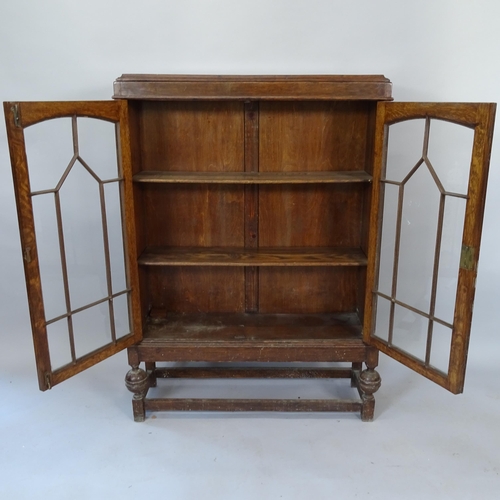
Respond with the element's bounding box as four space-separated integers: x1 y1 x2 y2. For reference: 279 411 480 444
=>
1 1 500 498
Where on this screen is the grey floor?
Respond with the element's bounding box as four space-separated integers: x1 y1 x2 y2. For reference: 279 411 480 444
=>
1 314 499 500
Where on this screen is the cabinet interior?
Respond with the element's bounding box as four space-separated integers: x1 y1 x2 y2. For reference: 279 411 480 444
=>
128 99 377 340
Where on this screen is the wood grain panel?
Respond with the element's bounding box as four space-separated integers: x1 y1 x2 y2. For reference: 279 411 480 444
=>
259 101 371 172
259 184 363 247
140 101 244 172
143 184 244 247
259 268 359 314
147 267 244 313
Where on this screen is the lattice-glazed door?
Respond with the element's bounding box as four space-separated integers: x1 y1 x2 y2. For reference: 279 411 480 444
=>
365 102 495 393
4 101 142 390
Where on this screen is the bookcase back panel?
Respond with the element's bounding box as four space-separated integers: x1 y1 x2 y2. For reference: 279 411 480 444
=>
147 267 245 313
139 101 244 172
131 98 375 318
259 101 373 172
258 267 359 314
259 184 363 247
143 184 244 247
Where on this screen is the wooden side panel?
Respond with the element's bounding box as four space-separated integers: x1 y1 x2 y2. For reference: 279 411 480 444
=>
358 103 378 322
138 101 245 313
127 100 149 325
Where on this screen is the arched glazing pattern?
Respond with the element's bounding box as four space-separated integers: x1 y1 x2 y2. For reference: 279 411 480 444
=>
5 101 141 390
27 115 130 367
368 102 495 393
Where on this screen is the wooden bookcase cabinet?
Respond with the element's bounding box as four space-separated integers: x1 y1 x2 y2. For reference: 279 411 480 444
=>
4 75 495 422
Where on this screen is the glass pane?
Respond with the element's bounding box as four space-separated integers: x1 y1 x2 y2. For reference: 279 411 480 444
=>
73 302 112 359
391 304 427 360
385 119 426 183
77 118 119 181
429 322 452 374
47 320 73 370
58 163 108 310
113 293 131 339
434 197 467 324
377 183 399 295
23 117 74 193
426 119 474 196
396 164 441 312
104 182 127 293
373 295 391 342
32 194 66 321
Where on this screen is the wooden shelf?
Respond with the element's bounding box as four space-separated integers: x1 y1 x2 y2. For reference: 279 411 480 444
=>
133 170 372 184
142 313 363 342
138 247 368 267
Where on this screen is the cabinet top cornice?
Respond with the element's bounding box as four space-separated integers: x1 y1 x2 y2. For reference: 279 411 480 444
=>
113 74 392 101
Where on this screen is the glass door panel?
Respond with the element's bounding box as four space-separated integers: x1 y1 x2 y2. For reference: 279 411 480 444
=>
5 101 141 389
366 102 496 393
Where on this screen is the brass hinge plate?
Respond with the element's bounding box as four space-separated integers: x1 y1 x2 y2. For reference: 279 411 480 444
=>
11 104 21 127
460 245 475 271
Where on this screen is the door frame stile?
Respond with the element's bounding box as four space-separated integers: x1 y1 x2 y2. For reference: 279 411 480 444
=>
4 102 51 390
448 103 496 393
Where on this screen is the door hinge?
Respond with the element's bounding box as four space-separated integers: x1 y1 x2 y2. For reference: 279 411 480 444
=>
11 104 21 128
45 373 52 390
23 246 32 263
460 245 475 271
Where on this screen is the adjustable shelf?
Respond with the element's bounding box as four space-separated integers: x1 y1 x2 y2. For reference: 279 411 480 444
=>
133 170 372 184
138 246 368 267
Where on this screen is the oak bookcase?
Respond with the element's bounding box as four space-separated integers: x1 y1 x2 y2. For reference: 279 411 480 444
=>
4 75 495 421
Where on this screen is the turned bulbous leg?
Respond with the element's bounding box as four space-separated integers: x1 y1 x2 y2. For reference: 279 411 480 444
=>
125 365 149 422
359 368 381 422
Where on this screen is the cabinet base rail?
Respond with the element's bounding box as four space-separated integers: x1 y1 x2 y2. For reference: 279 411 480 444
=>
125 363 381 423
144 398 363 413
